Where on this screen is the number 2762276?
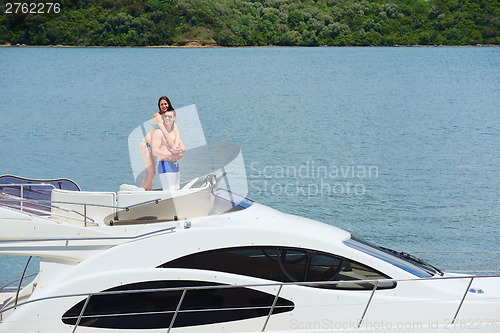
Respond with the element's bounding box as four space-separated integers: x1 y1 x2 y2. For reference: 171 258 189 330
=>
5 3 61 14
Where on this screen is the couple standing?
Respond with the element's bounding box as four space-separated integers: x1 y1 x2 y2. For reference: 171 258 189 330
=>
140 96 185 191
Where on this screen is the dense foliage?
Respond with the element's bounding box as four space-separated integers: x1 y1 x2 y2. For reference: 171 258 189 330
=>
1 0 499 46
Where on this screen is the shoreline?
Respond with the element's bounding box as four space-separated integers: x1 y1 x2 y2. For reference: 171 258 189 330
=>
1 42 498 48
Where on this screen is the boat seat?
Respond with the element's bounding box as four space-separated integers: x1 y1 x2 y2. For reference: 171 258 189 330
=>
112 188 214 224
51 189 116 226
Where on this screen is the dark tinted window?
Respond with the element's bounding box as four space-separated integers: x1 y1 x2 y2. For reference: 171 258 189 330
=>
160 247 395 290
62 280 294 329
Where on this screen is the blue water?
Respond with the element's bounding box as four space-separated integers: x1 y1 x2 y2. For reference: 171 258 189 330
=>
0 47 499 285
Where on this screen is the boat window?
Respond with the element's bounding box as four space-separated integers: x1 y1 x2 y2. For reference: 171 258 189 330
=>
344 237 440 278
62 280 294 329
160 247 395 290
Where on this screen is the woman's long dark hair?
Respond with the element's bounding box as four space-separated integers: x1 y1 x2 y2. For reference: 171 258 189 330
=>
158 96 175 114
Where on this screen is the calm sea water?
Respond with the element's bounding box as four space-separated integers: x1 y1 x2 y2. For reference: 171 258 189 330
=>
0 46 499 285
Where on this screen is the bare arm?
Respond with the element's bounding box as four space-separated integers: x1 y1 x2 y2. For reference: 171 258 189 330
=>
151 129 173 160
173 124 185 151
153 114 176 149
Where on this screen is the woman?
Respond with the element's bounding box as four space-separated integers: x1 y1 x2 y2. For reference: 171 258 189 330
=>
140 96 184 190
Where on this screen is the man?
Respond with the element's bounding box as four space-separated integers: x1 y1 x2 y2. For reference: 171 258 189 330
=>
151 111 184 190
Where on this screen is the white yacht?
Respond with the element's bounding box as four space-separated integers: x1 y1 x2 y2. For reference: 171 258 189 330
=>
1 104 499 332
0 173 499 333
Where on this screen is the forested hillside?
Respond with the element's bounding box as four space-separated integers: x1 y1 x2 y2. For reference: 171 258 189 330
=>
1 0 498 46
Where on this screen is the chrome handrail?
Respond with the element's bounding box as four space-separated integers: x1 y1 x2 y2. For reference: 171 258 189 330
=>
167 289 186 333
0 200 99 226
1 183 183 212
0 228 176 320
0 226 175 244
1 180 253 226
261 284 283 332
0 197 163 212
1 274 498 331
72 295 91 333
452 277 474 325
0 196 163 226
0 274 37 290
357 280 379 328
0 183 56 212
14 256 32 308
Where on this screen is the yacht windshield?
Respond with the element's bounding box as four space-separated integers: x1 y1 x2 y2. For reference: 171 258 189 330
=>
0 175 80 214
344 237 443 278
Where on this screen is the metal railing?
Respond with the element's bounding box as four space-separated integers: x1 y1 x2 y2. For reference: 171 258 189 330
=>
1 274 498 331
0 197 100 226
1 179 253 227
0 192 164 227
0 227 176 311
0 274 37 291
0 183 56 213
